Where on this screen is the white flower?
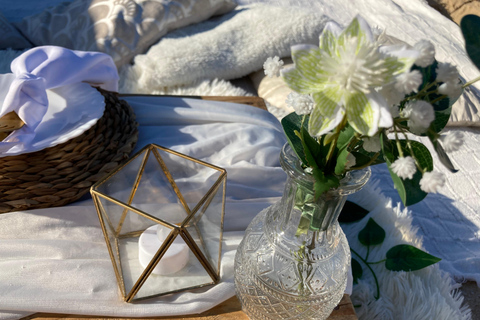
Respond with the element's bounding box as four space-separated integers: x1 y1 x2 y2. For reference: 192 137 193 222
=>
285 92 314 115
345 153 356 169
263 56 284 78
402 100 435 134
440 131 464 152
420 171 445 193
282 16 419 137
363 136 381 152
436 62 459 83
413 40 435 67
391 156 416 180
438 80 463 99
378 82 405 108
394 69 423 94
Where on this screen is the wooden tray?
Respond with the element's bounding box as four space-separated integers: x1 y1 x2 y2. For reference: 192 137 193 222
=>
23 96 357 320
24 295 357 320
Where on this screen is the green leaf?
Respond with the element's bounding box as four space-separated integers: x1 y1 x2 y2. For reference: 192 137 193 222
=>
406 140 434 171
434 139 458 173
312 168 340 199
461 15 480 71
334 148 349 175
339 200 369 223
351 151 377 168
386 244 441 271
410 61 454 135
301 125 324 169
352 258 363 284
431 107 451 133
334 125 356 175
358 218 386 246
296 212 312 236
281 112 308 165
336 125 355 150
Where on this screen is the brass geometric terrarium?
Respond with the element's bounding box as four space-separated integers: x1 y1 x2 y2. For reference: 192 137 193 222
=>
90 144 227 302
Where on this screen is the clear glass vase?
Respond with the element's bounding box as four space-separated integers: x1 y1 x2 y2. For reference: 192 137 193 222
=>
234 143 371 320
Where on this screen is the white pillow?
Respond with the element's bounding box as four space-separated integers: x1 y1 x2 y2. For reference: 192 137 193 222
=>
14 0 237 68
0 11 31 49
122 4 330 90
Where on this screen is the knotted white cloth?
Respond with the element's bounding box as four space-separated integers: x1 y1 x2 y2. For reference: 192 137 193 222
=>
0 46 118 154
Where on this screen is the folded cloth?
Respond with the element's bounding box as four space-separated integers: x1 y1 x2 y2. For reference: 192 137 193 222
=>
0 46 118 153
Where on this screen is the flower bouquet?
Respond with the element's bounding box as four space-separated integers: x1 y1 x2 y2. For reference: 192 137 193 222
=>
234 14 480 320
264 15 470 209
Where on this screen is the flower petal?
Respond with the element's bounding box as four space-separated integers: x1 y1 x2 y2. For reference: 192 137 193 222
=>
380 46 419 77
282 45 328 94
319 21 342 55
308 87 345 136
345 91 383 136
339 15 374 47
374 92 394 129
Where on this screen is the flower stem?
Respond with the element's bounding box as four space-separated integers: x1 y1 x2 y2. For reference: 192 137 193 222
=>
400 129 425 174
463 75 480 88
351 247 380 300
367 259 387 265
394 125 404 158
414 82 438 99
429 94 447 105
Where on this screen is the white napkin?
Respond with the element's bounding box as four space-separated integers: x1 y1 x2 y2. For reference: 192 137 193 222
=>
0 46 118 154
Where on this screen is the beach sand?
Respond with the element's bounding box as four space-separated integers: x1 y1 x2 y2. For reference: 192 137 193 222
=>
428 0 480 24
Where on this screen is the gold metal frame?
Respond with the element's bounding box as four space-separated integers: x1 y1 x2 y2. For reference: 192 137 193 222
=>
90 144 227 303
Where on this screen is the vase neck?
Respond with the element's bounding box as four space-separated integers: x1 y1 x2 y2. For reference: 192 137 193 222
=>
263 144 371 252
265 174 347 241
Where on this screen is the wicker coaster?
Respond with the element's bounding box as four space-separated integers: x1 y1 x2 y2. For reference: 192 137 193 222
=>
0 88 138 213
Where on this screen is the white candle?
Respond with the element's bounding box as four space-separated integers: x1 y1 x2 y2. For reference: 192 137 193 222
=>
138 225 189 275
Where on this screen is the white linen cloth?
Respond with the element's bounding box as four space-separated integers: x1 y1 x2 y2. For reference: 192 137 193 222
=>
0 46 118 154
0 97 286 318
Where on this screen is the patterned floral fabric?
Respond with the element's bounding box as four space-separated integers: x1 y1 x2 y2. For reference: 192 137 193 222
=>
14 0 237 67
0 11 31 49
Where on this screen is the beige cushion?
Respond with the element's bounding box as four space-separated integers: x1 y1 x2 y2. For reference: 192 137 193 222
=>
0 11 31 49
249 58 294 119
13 0 236 68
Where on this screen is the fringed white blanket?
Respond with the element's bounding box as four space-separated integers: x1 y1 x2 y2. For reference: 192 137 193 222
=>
345 181 471 320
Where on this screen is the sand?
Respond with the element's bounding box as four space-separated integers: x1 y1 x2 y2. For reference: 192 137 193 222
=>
428 0 480 24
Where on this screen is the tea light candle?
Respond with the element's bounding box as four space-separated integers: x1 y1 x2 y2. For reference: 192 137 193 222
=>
138 225 189 275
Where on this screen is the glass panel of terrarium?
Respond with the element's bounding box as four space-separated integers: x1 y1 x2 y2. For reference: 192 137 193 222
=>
96 195 153 236
154 148 222 213
133 230 214 301
94 148 148 204
184 180 225 275
118 222 174 298
130 148 189 225
93 195 125 295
